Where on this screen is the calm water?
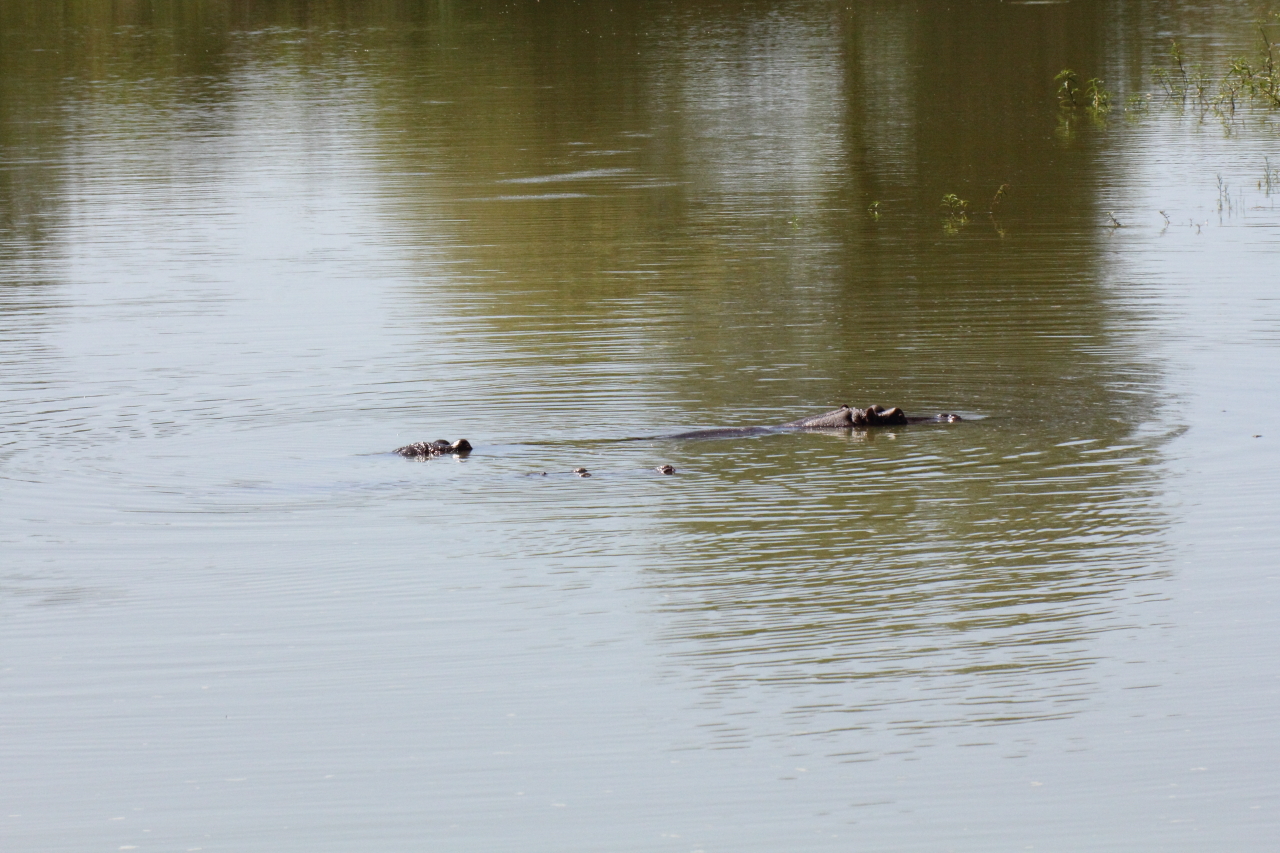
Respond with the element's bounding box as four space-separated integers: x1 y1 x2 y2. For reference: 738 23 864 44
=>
3 1 1279 850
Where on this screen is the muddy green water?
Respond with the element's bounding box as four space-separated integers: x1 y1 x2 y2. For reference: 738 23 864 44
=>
2 1 1279 850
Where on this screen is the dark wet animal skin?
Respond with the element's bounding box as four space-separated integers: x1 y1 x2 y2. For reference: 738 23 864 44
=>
394 438 472 458
656 405 960 440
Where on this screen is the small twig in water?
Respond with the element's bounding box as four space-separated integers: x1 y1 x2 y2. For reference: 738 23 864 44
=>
989 183 1011 214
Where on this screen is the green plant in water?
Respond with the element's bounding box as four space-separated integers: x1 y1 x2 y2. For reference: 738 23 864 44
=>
1262 157 1278 196
1228 22 1280 106
1084 77 1111 111
1257 20 1279 104
1124 92 1152 112
1056 69 1111 126
941 193 970 233
1055 69 1080 108
1154 39 1191 100
941 194 970 217
1151 25 1280 121
1171 38 1188 75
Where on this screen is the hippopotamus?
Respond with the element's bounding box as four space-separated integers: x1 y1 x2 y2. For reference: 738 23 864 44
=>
392 405 960 457
655 404 960 440
395 438 472 458
788 404 959 427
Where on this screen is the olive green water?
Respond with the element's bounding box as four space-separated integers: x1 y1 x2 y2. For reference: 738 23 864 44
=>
3 1 1279 850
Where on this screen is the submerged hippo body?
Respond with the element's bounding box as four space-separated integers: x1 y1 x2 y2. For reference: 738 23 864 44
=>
658 405 960 440
392 405 961 457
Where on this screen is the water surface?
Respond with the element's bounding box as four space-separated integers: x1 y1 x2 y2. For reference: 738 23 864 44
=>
3 2 1279 851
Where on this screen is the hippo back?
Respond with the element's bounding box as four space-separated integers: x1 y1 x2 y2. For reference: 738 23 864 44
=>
780 406 856 429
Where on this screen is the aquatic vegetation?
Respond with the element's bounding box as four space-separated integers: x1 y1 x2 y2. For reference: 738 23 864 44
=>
986 185 1011 237
1125 92 1153 113
1056 69 1111 140
989 183 1011 214
1262 157 1279 196
1085 77 1112 112
1057 23 1280 130
941 193 970 217
1153 39 1191 100
940 193 972 234
1056 69 1081 108
1057 69 1111 115
1224 23 1280 108
1217 174 1234 214
1147 21 1280 120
